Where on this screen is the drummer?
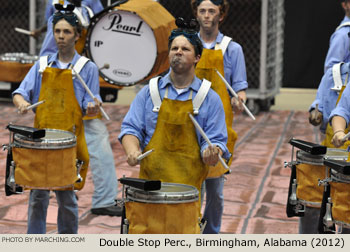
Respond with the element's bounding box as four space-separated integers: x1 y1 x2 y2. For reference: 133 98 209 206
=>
12 7 100 233
118 25 229 206
39 1 122 217
190 0 248 234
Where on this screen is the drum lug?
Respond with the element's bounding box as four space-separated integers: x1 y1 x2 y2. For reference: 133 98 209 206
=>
289 179 298 205
122 218 129 234
2 144 10 151
318 178 331 187
323 197 334 229
75 160 84 183
7 161 16 192
199 218 207 234
284 161 298 168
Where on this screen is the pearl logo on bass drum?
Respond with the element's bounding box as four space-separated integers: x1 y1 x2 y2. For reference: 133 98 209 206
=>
103 13 144 36
86 0 175 87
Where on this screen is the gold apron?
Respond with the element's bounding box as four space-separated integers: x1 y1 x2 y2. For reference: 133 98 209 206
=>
195 48 237 177
34 66 89 190
322 86 350 150
126 93 208 234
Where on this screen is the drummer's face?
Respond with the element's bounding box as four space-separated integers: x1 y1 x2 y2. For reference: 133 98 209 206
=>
196 0 223 30
53 19 79 52
169 36 200 73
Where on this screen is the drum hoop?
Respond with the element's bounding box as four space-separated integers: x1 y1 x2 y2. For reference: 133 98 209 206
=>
330 171 350 183
296 150 324 165
126 182 199 204
13 129 76 150
86 8 157 87
333 220 350 228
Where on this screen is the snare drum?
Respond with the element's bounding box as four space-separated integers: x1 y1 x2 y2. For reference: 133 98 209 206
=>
86 0 176 86
125 182 200 234
296 148 348 207
328 164 350 227
12 129 78 190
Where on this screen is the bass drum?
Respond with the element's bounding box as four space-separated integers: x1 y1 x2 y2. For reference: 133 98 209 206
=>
86 0 176 86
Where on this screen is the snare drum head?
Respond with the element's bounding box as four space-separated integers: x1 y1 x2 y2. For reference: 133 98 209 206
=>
126 182 199 204
87 9 157 86
14 129 76 149
324 148 348 161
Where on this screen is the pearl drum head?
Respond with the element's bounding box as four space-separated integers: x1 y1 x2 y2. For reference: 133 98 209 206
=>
88 10 156 85
86 0 176 86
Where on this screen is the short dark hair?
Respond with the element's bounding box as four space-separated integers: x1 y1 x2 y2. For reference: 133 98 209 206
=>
191 0 230 24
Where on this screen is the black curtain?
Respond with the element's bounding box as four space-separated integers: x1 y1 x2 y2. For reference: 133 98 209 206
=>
283 0 344 88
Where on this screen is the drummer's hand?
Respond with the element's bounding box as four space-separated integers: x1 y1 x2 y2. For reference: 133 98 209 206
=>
332 130 346 148
202 145 221 166
17 101 31 114
309 108 323 126
127 150 142 166
231 91 246 114
86 101 100 117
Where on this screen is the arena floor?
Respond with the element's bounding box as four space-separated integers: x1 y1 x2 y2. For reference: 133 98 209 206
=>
0 88 320 234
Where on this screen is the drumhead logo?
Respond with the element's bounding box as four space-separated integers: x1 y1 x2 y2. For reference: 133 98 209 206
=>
113 69 132 78
103 13 143 36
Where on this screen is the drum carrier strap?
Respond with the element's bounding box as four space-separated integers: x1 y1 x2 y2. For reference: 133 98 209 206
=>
214 36 232 55
331 62 346 91
38 55 90 76
335 21 350 31
149 76 211 115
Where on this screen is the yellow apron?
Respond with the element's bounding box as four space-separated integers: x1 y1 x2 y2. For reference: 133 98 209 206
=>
34 66 89 190
322 86 350 225
126 91 208 234
195 48 237 177
322 86 350 150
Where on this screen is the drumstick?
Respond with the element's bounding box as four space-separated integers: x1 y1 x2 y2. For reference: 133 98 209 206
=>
14 27 32 36
25 100 45 111
137 149 154 161
188 113 230 170
342 132 350 142
214 69 256 121
71 68 110 121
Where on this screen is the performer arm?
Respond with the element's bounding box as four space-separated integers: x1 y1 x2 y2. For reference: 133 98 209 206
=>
331 116 347 147
13 94 31 114
121 135 142 166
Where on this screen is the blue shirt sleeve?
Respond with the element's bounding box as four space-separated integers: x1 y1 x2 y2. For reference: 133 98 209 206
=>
12 62 41 104
324 18 350 73
83 0 103 14
329 83 350 126
224 41 249 93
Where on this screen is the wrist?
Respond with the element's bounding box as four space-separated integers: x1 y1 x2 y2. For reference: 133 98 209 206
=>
333 129 345 136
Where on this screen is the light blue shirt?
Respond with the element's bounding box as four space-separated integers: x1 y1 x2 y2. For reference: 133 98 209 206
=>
12 52 101 112
45 0 103 21
310 63 350 133
324 16 350 73
118 72 230 159
329 78 350 127
198 31 248 93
